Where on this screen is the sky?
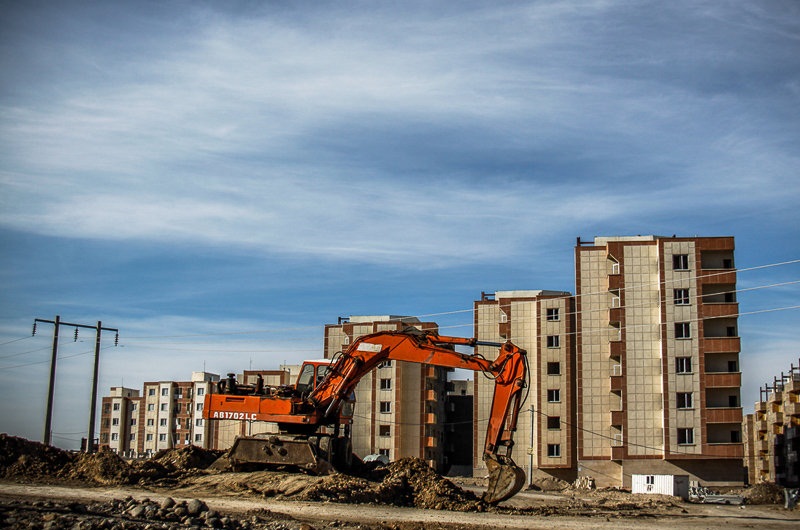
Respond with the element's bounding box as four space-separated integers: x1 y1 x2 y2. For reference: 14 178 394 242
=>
0 0 798 451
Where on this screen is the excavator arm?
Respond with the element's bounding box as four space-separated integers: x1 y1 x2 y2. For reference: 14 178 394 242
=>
310 328 529 503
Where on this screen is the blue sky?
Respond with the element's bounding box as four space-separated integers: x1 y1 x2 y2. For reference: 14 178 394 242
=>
1 1 798 450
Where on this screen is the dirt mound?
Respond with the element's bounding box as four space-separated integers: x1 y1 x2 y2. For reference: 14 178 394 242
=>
151 445 223 470
376 458 483 511
61 450 134 485
0 434 74 480
740 482 784 504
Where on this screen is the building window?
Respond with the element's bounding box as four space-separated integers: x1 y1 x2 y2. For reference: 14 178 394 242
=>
159 434 167 442
546 362 561 375
380 401 391 413
546 335 560 348
160 403 168 411
380 378 391 390
196 403 203 412
677 428 694 445
195 434 203 442
147 419 154 426
112 418 119 426
111 433 118 441
175 403 181 413
674 322 691 339
547 416 561 430
379 425 391 437
161 388 169 396
731 430 741 443
673 288 690 305
195 418 203 427
146 434 153 442
676 357 692 374
677 392 693 409
130 434 135 441
113 403 120 411
729 395 739 407
131 403 138 411
148 388 155 396
378 360 392 368
197 388 205 396
130 419 137 426
147 404 154 412
159 418 167 426
547 444 561 457
547 389 561 403
673 254 689 270
546 308 560 322
378 448 390 457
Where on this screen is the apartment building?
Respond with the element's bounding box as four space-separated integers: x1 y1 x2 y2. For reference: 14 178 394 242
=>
323 316 448 471
473 290 575 484
99 372 219 456
99 387 140 455
575 235 743 487
743 359 800 486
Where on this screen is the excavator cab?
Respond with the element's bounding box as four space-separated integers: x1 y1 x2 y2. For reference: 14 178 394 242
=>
294 361 332 394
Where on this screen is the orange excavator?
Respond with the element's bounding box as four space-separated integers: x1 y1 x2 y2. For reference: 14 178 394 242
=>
203 327 528 503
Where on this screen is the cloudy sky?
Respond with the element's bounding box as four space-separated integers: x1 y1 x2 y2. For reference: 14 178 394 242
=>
1 1 798 450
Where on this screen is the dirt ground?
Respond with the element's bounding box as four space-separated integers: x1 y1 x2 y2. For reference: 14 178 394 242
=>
1 434 798 530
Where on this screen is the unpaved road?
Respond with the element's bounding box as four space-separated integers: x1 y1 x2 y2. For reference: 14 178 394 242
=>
1 482 798 530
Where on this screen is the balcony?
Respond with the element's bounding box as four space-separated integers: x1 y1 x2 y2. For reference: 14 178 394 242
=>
610 410 625 426
424 412 437 424
425 436 437 448
607 274 622 291
698 269 737 285
771 412 784 424
701 303 739 319
705 372 742 388
786 401 800 416
608 306 623 324
424 366 436 379
609 340 624 359
705 407 743 424
611 446 625 461
756 418 768 432
703 443 744 458
757 438 769 453
701 337 741 353
610 375 623 392
425 389 437 402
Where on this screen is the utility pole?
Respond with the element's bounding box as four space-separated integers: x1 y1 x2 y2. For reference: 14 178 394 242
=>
33 316 119 451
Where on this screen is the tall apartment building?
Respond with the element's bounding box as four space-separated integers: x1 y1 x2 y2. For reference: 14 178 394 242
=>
743 359 800 486
473 290 575 484
575 235 743 487
99 371 219 456
323 316 448 471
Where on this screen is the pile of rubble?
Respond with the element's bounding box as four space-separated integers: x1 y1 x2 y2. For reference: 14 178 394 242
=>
0 496 345 530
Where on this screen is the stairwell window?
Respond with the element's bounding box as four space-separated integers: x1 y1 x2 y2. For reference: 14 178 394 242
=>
379 425 391 437
673 289 690 305
547 389 561 403
547 362 561 376
380 378 391 390
380 401 391 413
547 444 561 457
673 254 689 270
546 308 560 322
677 392 693 409
676 357 692 374
675 322 691 339
677 428 694 445
547 335 560 348
547 416 561 430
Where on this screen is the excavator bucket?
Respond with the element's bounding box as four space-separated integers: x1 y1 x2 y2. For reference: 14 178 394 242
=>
482 454 526 504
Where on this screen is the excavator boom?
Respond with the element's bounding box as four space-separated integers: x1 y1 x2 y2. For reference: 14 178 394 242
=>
204 328 529 503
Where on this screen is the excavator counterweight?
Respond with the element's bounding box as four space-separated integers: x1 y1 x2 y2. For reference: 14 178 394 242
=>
203 328 529 504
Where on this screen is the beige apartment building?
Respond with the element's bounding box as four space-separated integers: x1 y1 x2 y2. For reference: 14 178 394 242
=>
743 359 800 485
473 290 575 484
575 235 744 487
99 371 219 455
323 316 448 471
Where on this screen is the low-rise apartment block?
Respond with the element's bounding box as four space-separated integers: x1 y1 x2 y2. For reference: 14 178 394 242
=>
743 359 800 486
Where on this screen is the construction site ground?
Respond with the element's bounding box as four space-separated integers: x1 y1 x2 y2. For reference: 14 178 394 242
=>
1 434 798 530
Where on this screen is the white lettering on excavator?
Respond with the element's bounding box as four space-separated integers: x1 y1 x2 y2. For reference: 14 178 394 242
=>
210 411 257 420
357 343 383 353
